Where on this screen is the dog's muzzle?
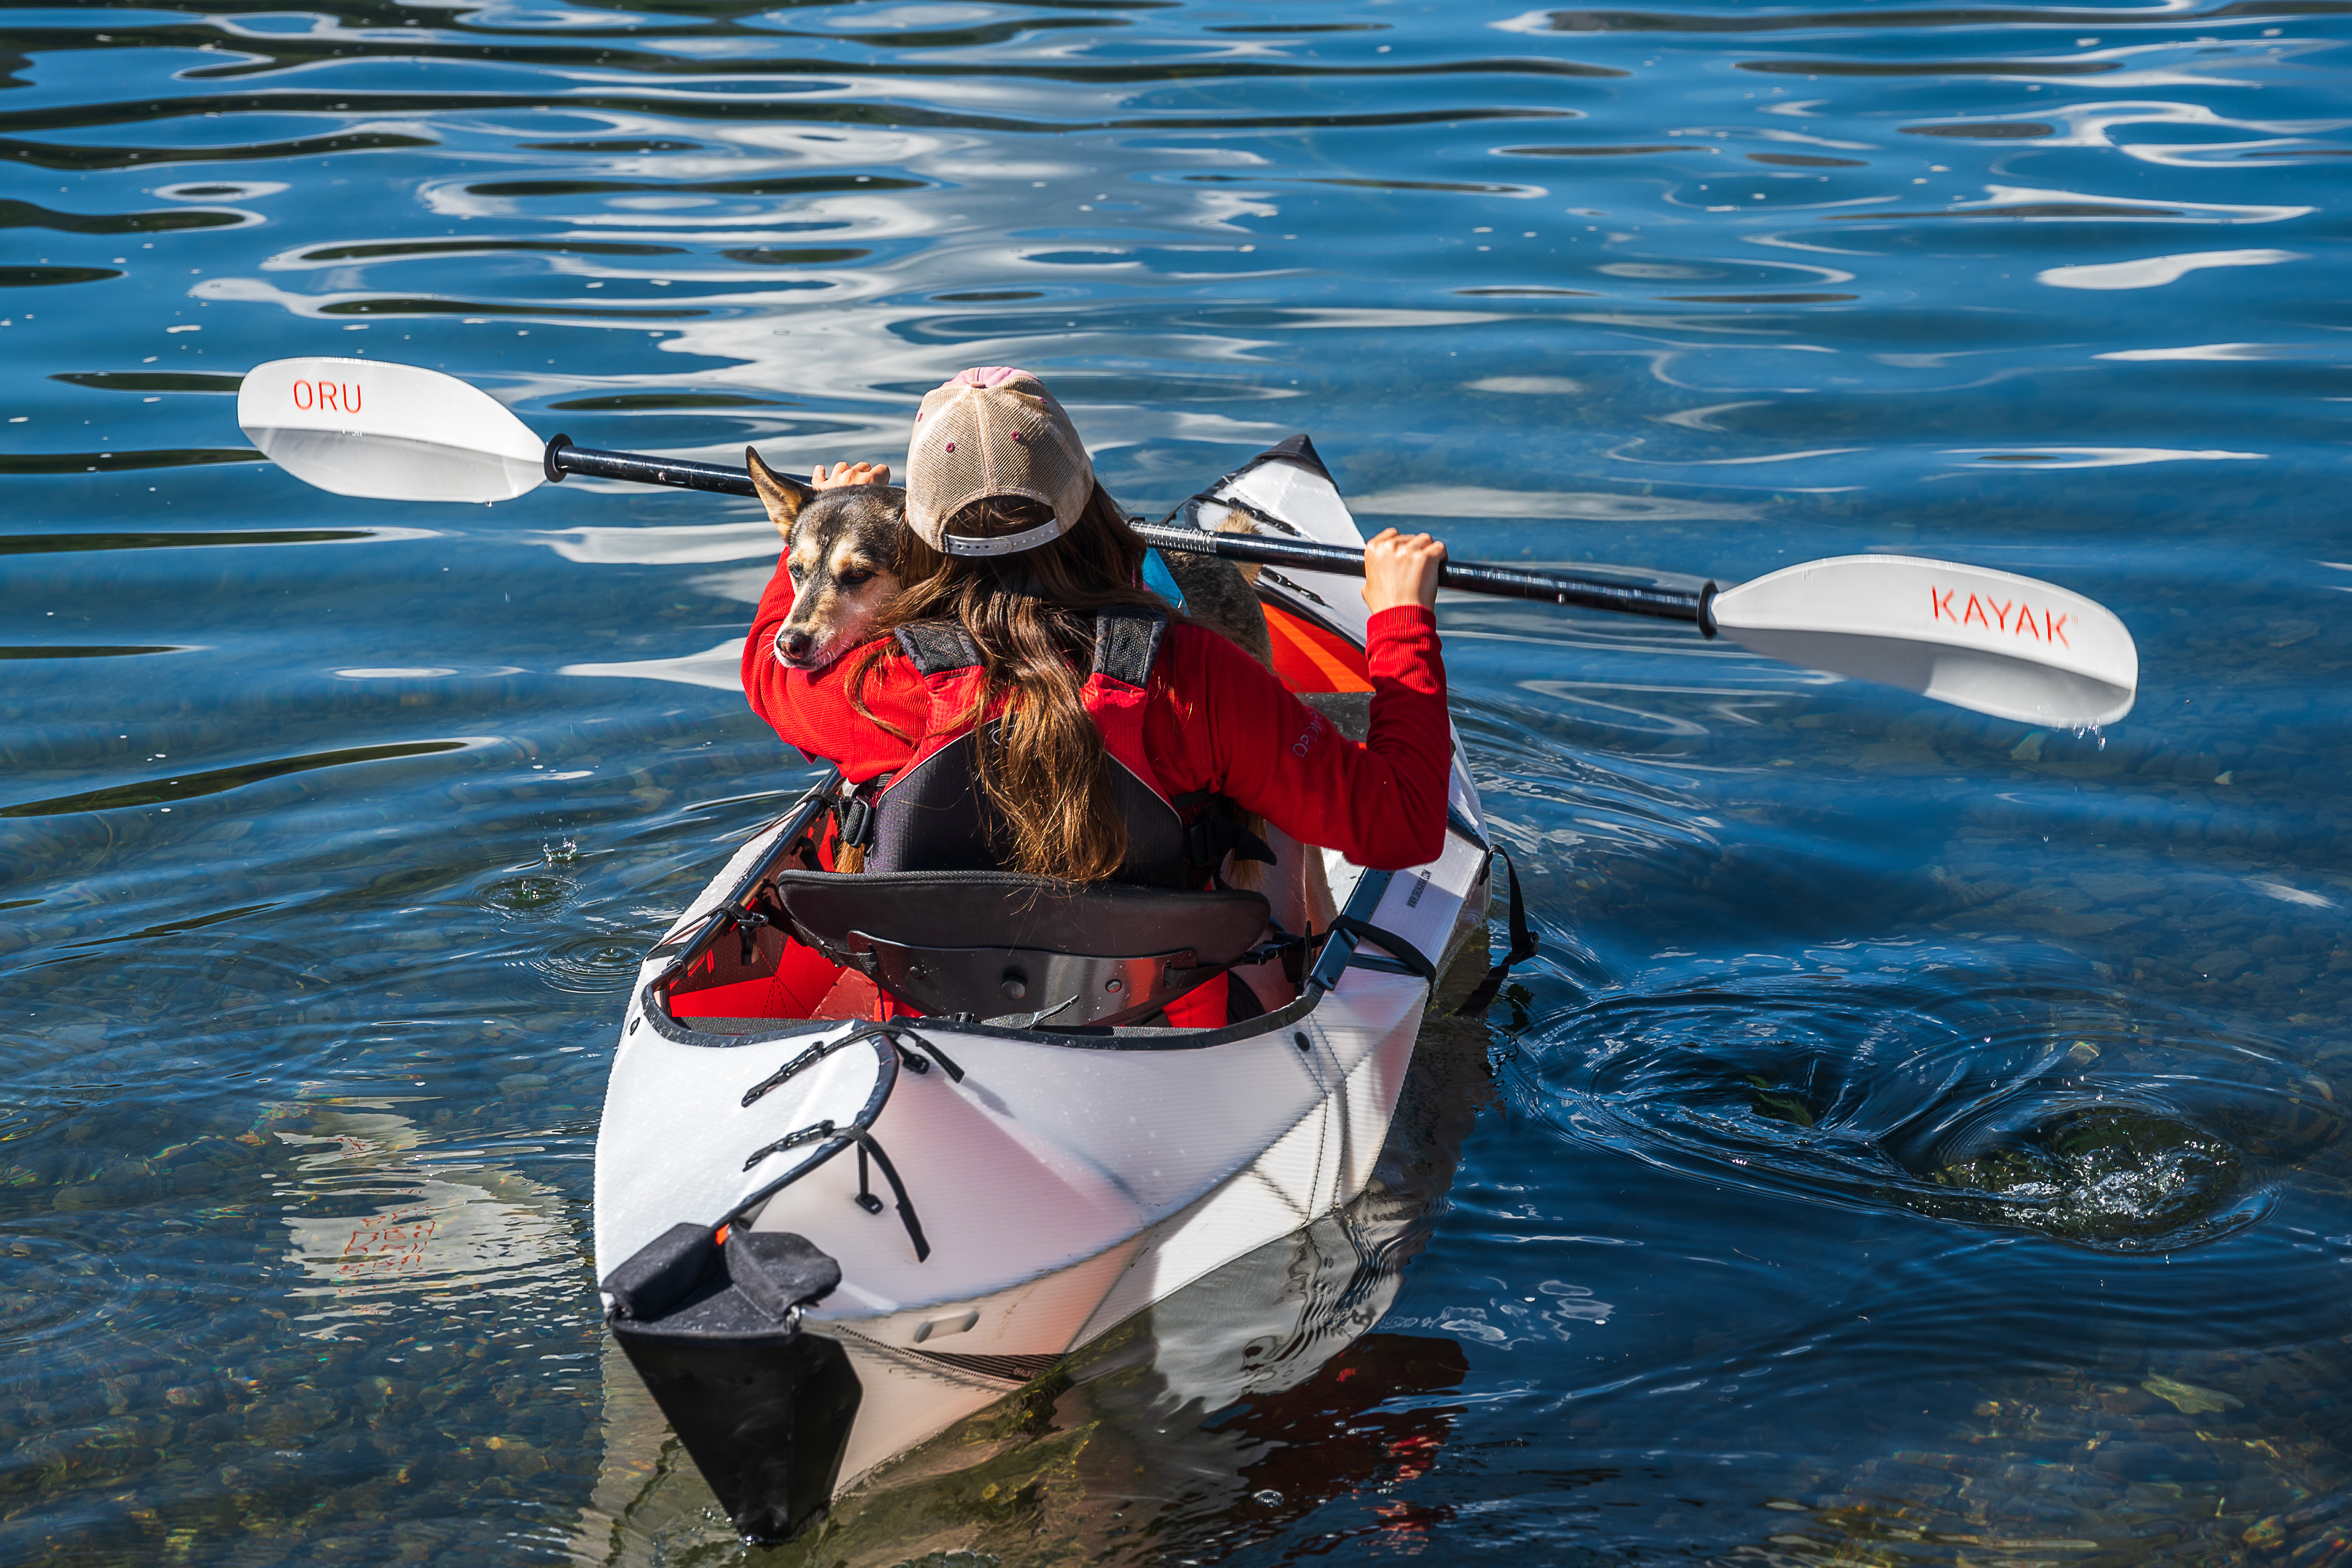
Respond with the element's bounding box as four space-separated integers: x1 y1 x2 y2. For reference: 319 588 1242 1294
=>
772 623 836 672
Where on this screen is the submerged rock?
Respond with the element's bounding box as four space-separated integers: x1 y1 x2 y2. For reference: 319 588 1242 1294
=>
1921 1106 2254 1250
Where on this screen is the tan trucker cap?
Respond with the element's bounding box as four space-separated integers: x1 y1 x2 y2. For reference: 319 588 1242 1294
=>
905 367 1094 556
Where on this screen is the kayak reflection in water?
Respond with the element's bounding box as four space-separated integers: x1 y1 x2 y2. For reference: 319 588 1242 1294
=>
737 365 1455 1027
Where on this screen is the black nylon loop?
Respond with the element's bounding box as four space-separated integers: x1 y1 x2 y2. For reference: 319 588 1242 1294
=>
1456 849 1536 1017
1328 915 1438 983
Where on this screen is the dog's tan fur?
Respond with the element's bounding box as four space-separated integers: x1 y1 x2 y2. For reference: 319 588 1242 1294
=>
1161 516 1273 667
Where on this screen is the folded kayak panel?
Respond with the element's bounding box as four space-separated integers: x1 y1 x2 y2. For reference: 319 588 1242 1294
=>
591 436 1496 1544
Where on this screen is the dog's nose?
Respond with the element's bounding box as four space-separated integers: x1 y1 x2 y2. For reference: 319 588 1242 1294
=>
779 629 815 661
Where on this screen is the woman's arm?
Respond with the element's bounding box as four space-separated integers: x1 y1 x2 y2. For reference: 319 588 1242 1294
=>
1149 610 1454 871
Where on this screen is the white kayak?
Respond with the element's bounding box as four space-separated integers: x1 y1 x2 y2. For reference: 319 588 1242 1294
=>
589 438 1499 1544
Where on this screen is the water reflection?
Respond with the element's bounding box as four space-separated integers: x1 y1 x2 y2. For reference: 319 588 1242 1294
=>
275 1105 576 1343
7 0 2352 1557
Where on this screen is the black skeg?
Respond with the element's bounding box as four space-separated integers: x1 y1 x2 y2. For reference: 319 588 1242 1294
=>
602 1224 860 1547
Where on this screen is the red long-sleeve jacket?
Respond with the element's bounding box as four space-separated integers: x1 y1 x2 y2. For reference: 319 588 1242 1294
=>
741 567 1454 871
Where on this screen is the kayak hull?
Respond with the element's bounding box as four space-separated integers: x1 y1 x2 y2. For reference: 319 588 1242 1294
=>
590 436 1497 1542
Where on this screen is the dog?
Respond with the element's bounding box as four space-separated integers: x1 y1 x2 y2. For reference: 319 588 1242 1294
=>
748 448 922 673
1157 520 1274 667
746 445 1273 670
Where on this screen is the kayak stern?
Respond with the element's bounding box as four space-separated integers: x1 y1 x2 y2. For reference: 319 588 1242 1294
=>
603 1222 863 1544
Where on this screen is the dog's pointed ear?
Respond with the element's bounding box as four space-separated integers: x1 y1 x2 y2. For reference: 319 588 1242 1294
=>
746 446 803 534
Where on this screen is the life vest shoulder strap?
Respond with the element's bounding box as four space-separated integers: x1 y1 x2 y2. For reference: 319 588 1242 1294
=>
1089 607 1166 691
894 621 982 674
858 606 1197 885
894 609 1166 685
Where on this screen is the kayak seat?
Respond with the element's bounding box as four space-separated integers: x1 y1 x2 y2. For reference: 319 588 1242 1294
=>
771 869 1270 1029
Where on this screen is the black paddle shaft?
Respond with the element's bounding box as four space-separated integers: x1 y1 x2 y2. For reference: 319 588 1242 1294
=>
541 436 1716 632
545 435 776 500
1130 522 1714 629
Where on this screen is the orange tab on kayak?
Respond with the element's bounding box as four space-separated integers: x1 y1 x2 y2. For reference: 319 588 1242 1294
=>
1265 604 1373 694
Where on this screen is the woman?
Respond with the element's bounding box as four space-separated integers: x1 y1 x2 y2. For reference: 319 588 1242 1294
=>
741 367 1453 1018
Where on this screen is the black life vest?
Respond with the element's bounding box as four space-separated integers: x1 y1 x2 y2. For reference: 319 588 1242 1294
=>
844 608 1199 888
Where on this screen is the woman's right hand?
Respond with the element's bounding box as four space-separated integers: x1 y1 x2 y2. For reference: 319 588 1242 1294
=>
1362 528 1447 614
810 460 891 490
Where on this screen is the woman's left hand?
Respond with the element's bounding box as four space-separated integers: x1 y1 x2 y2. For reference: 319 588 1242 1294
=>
810 460 891 490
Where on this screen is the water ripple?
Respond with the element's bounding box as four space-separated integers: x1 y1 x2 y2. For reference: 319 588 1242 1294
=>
5 0 2352 1557
1518 949 2332 1250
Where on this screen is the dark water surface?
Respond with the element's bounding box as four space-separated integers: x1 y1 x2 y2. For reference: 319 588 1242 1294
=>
5 0 2352 1561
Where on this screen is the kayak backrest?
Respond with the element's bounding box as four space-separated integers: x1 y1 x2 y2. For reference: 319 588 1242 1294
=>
772 870 1270 1027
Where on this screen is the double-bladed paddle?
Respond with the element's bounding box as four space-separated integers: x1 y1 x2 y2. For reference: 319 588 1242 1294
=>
236 355 2137 726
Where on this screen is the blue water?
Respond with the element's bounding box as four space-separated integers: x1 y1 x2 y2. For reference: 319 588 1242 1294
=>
6 0 2352 1561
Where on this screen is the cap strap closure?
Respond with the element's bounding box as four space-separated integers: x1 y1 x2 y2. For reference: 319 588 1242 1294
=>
939 515 1066 557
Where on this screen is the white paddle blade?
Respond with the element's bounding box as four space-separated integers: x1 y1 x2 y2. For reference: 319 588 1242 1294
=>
238 357 547 503
1711 554 2137 726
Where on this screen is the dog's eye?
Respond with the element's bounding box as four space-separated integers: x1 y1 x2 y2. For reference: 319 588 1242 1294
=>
840 569 875 587
787 563 805 581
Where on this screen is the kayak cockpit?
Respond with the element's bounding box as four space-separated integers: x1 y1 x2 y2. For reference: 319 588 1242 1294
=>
649 779 1307 1041
648 592 1416 1044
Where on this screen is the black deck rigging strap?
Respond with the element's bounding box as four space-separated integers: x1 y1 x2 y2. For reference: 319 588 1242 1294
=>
1455 849 1536 1017
893 1028 965 1082
731 1020 945 1262
740 1020 961 1106
738 1120 930 1263
740 1119 837 1169
1327 916 1438 984
739 1038 848 1107
848 1128 929 1261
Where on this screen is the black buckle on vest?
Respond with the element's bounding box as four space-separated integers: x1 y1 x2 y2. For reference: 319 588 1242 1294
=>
836 792 875 853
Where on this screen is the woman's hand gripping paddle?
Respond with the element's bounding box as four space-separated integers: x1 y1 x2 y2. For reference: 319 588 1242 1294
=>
238 355 2138 725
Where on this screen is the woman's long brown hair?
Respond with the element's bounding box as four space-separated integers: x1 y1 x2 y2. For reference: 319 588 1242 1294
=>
846 483 1178 882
